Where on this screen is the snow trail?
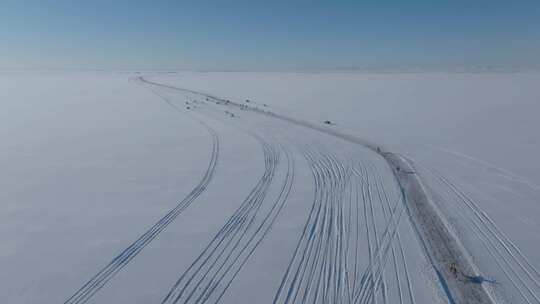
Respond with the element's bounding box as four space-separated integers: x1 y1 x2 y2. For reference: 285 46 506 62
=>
140 76 496 304
64 89 219 304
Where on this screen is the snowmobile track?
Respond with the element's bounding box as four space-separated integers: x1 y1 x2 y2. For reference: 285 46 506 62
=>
140 76 495 304
162 141 295 304
64 81 220 304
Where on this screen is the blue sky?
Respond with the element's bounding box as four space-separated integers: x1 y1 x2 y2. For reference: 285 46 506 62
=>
1 0 539 70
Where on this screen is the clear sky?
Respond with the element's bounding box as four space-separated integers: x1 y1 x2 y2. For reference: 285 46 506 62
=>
1 0 539 70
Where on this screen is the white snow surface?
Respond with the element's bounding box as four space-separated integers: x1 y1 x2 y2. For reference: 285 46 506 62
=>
1 70 540 304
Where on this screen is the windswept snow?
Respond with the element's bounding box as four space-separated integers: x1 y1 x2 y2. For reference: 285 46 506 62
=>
1 70 539 303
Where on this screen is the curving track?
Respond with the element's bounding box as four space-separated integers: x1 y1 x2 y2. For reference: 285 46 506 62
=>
64 82 220 304
161 141 295 304
139 76 497 303
61 75 530 304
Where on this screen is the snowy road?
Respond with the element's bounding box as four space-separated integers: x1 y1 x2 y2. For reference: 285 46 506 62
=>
132 76 495 304
60 75 443 303
2 72 539 303
68 75 457 303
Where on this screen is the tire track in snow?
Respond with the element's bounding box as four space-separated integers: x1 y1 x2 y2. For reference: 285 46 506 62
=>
64 88 219 304
358 161 403 304
273 149 388 304
140 76 495 304
439 175 538 304
351 163 407 304
370 164 415 304
358 162 377 304
370 162 416 304
384 154 494 304
412 161 540 303
363 161 387 304
144 76 412 304
161 141 295 304
369 162 404 304
273 153 410 304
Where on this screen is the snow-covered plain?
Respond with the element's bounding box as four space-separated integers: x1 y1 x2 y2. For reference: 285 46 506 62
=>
1 70 539 303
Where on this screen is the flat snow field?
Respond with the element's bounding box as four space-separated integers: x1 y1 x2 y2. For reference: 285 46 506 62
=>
1 71 539 304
